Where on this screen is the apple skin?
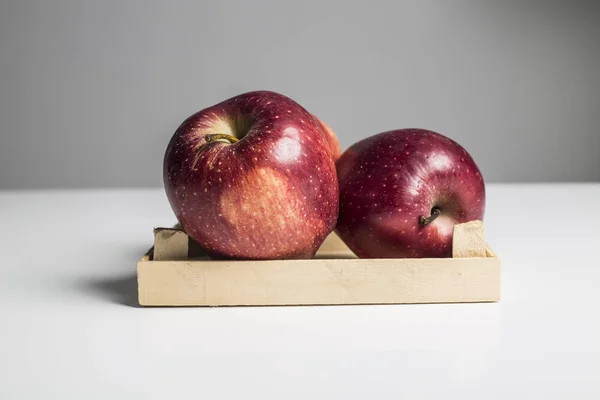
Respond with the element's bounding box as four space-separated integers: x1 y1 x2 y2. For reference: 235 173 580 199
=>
335 129 485 258
312 115 341 161
163 90 339 260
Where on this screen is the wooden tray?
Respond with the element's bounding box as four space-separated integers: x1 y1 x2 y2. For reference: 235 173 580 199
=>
137 221 500 306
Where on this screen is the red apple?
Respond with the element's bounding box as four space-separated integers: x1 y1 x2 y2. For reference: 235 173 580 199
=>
335 129 485 258
163 90 339 260
312 114 341 161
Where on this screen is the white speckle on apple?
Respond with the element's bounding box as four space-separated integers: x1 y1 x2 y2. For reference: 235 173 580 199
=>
274 136 301 163
429 153 452 171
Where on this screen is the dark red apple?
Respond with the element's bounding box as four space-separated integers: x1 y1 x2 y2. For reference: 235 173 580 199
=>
335 129 485 258
163 90 339 260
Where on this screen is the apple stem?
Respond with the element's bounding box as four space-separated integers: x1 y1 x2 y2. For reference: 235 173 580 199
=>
205 133 239 144
419 207 441 226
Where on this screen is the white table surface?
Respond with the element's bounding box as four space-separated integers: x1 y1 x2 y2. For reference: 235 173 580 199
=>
1 184 599 399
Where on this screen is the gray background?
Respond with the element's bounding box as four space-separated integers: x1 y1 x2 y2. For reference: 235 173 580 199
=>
0 0 598 189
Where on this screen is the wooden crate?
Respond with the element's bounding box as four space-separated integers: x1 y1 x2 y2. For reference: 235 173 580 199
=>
137 221 500 306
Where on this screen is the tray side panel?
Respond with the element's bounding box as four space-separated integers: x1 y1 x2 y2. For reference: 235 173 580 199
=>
137 257 500 306
153 228 189 261
452 220 486 258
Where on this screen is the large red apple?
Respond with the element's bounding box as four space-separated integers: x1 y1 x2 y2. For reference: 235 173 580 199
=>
335 129 485 258
163 91 339 260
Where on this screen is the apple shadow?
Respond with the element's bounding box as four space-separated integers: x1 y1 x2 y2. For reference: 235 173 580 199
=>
76 245 151 308
85 273 141 308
